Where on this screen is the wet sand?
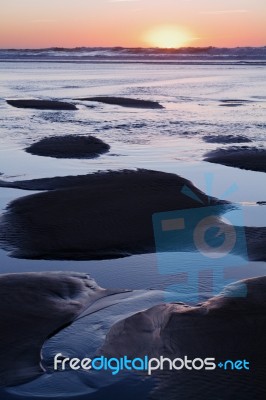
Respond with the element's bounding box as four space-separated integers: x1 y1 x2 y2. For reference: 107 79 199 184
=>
0 272 124 387
0 169 265 261
101 276 266 399
0 169 227 260
1 272 266 396
99 276 266 400
102 276 266 360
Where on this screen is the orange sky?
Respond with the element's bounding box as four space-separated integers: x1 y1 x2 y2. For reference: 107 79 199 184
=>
0 0 265 48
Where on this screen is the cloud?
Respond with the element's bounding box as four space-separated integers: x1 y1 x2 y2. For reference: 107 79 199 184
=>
200 9 248 15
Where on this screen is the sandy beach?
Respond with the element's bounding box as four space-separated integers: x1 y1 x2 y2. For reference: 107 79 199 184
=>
0 56 265 400
1 0 266 396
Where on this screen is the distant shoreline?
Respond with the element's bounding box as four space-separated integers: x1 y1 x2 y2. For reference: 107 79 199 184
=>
1 59 266 66
0 46 265 64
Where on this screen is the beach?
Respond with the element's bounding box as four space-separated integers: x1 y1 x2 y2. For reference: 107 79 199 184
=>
0 52 266 399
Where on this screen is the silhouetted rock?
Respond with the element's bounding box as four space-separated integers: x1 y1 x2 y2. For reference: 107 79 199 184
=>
6 99 77 110
203 134 252 144
25 135 110 159
0 169 226 260
77 96 163 109
204 147 266 172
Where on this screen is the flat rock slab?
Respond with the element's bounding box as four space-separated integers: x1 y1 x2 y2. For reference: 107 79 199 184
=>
204 147 266 173
77 96 163 109
6 99 77 110
25 135 110 159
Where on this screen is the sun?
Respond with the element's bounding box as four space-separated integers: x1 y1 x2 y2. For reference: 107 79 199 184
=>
143 25 192 49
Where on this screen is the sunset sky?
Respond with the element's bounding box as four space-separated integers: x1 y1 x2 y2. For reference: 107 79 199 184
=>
1 0 265 49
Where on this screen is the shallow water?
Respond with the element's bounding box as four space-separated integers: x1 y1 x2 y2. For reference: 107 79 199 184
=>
0 61 265 399
1 63 266 175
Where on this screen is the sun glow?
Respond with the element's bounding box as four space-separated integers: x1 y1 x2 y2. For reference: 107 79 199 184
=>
143 25 192 48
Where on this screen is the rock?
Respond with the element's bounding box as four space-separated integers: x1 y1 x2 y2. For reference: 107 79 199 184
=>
204 147 266 173
6 99 77 111
77 96 163 109
25 135 110 159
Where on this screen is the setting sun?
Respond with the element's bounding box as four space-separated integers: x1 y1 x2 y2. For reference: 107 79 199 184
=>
143 26 193 48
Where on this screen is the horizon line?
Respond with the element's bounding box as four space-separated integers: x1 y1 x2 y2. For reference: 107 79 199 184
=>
1 45 266 51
